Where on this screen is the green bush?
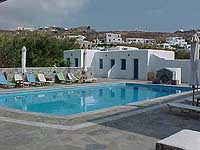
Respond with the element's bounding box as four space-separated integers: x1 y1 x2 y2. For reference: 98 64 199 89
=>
175 50 190 59
0 31 79 67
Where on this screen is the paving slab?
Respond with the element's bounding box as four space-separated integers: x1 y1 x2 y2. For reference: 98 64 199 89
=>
0 80 197 150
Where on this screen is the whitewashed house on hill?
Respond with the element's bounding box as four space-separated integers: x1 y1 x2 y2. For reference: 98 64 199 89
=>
67 35 92 49
166 37 188 48
126 38 156 45
105 33 123 44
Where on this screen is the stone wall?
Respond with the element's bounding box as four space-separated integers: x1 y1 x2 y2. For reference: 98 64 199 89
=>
0 67 82 81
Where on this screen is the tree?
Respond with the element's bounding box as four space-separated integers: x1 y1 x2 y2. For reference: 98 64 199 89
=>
174 50 190 59
0 31 79 67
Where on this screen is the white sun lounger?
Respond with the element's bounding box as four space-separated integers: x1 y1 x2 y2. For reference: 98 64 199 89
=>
156 129 200 150
38 74 54 85
83 78 97 83
70 73 79 82
167 102 200 112
14 74 31 87
67 73 79 83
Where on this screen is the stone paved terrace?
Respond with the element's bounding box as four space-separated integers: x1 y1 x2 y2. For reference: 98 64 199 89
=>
0 79 199 150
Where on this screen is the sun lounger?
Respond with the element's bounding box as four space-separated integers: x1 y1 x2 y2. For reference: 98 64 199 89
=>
0 74 15 88
185 98 200 106
70 73 79 82
14 74 31 87
83 77 97 83
79 72 96 83
156 129 200 150
26 73 41 86
14 74 23 83
56 72 68 83
167 102 200 113
67 73 79 83
37 74 54 85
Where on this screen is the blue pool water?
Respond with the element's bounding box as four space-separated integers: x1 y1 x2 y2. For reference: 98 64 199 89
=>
0 83 191 116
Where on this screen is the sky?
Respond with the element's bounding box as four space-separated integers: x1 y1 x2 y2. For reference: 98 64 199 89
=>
0 0 200 32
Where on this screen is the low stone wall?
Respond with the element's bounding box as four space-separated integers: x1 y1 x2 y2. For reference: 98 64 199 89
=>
0 67 82 81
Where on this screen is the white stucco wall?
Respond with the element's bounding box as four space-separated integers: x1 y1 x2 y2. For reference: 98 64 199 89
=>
64 48 182 82
84 50 100 69
149 55 193 83
64 50 82 67
148 50 175 61
93 50 149 80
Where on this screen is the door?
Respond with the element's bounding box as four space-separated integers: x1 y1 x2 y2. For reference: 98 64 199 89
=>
75 58 79 67
110 59 115 68
133 59 139 79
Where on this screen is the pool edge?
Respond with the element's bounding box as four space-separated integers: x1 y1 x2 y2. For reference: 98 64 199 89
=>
0 82 193 121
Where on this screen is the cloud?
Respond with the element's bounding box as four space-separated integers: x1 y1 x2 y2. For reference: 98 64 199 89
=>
0 0 89 29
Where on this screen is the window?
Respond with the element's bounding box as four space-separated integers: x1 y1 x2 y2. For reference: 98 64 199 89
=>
67 58 70 62
121 59 126 70
99 59 103 69
110 59 115 68
75 58 79 67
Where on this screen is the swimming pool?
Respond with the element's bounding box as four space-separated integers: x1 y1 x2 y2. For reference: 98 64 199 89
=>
0 83 191 116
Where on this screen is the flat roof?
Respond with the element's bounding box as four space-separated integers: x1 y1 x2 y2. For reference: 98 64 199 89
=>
64 49 174 54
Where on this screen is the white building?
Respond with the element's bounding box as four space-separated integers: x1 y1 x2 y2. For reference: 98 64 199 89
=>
92 38 104 46
126 38 156 45
144 39 156 45
67 35 92 49
76 39 92 49
68 35 86 40
105 33 123 44
16 27 34 32
64 46 198 84
166 37 188 48
64 49 98 68
160 43 175 50
126 38 145 44
64 47 175 81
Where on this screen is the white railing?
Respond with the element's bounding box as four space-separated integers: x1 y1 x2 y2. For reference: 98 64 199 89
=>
107 65 117 79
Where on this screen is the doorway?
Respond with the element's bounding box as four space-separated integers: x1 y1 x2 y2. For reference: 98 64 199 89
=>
133 59 139 79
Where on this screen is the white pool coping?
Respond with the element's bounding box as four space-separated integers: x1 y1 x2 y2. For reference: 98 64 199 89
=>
0 103 170 131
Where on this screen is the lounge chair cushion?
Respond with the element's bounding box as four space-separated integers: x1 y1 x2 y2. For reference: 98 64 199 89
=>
38 74 54 85
14 74 23 81
57 73 66 81
167 102 200 112
0 74 15 87
67 73 79 82
26 74 41 85
38 74 46 82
